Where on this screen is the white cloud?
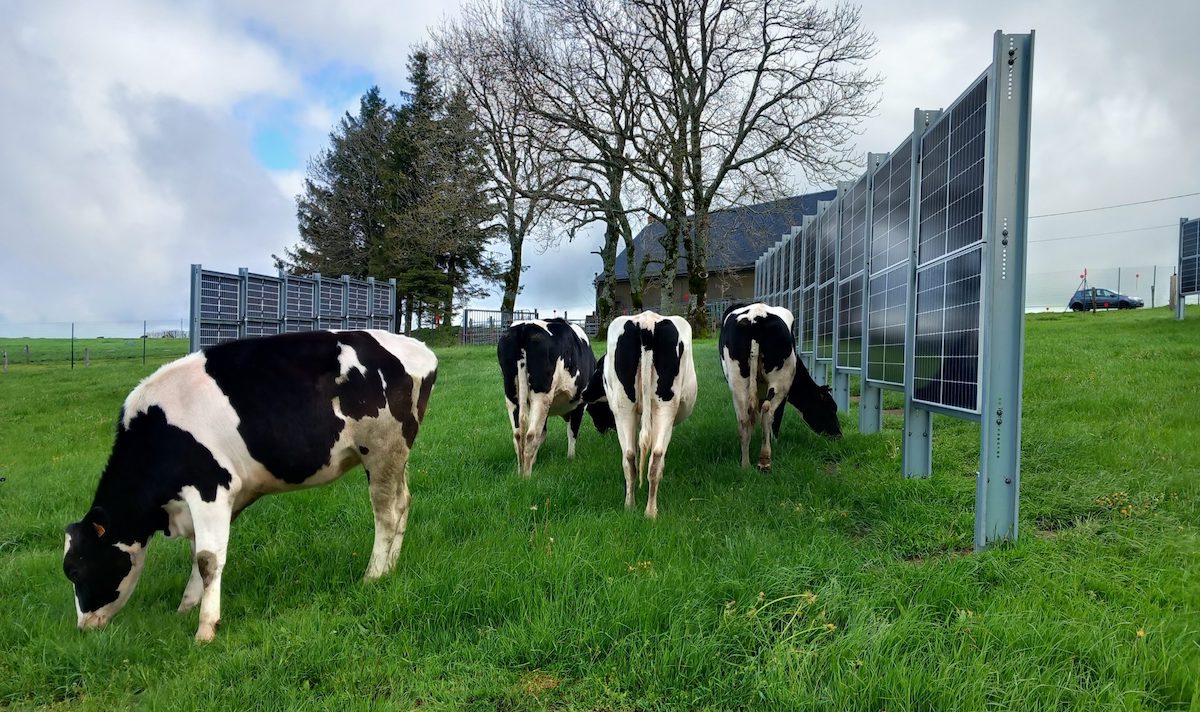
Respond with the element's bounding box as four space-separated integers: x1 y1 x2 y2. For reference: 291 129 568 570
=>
0 0 1197 327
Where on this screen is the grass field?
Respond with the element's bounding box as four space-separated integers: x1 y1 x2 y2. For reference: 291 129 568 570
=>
1 307 1197 710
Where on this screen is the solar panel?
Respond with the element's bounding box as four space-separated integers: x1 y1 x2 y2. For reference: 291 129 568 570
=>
871 137 913 273
918 77 988 266
245 274 281 320
319 279 345 317
373 281 392 311
865 138 915 387
911 74 988 413
198 272 239 321
837 176 868 369
800 222 816 354
1181 218 1200 296
816 202 839 360
346 279 370 317
914 247 982 412
285 278 316 319
866 265 908 384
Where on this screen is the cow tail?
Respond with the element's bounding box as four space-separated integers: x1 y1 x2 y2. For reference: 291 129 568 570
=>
637 335 654 488
517 354 531 436
750 338 765 423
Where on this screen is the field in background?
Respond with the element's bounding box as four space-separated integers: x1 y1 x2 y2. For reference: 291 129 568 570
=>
0 307 1197 709
0 337 190 366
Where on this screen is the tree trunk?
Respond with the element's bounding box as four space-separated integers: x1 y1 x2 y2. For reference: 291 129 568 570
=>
404 296 413 335
597 221 619 331
442 259 457 329
501 200 521 318
502 234 522 317
685 202 711 337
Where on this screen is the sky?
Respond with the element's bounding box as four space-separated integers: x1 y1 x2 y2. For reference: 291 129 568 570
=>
1 0 1198 333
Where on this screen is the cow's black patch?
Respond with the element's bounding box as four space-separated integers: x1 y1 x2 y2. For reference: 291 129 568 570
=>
204 331 347 483
613 321 642 401
582 354 615 433
650 319 682 401
788 360 842 438
65 404 235 611
64 516 131 612
358 446 370 455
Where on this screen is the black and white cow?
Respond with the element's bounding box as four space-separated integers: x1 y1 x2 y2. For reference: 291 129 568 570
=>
497 318 597 478
719 303 840 471
583 311 697 518
63 330 437 642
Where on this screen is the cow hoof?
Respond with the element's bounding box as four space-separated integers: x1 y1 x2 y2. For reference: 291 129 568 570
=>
757 461 772 473
195 622 218 643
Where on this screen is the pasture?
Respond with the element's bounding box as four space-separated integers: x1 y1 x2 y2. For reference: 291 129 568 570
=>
1 307 1197 710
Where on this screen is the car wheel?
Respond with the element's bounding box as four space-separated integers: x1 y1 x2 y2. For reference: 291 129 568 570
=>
1070 302 1084 312
1118 301 1129 309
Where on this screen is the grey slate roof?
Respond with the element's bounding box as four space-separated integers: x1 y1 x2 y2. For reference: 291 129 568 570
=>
609 190 837 283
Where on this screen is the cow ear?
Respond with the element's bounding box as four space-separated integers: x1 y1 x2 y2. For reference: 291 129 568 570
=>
87 506 109 538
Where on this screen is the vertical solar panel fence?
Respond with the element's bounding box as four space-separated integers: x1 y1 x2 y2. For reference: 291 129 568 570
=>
190 264 397 351
832 174 869 411
1178 217 1200 320
751 30 1033 551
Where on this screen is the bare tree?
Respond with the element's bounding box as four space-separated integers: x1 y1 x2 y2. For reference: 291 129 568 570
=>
432 2 570 317
625 0 879 332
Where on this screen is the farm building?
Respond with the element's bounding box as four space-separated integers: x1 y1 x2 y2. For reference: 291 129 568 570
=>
595 189 837 315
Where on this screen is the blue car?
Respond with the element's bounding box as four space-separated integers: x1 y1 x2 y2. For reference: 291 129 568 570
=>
1068 288 1144 311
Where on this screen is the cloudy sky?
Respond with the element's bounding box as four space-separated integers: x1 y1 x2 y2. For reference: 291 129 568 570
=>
1 0 1197 332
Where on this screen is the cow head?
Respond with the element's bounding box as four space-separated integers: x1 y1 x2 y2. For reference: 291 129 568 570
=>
582 354 615 434
787 367 842 438
64 507 146 630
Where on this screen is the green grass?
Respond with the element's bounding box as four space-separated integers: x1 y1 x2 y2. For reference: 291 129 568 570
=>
1 307 1198 710
0 337 190 366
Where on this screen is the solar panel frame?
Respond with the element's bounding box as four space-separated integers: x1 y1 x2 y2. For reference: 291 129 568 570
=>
866 135 917 389
837 175 869 370
911 72 990 415
1180 218 1200 296
815 198 839 361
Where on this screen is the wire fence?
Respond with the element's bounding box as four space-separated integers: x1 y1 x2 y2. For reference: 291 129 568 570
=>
0 320 190 370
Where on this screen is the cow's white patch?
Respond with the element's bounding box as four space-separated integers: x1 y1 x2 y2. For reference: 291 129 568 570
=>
567 322 589 344
729 302 794 330
510 319 551 334
122 352 261 490
368 330 437 380
335 343 367 385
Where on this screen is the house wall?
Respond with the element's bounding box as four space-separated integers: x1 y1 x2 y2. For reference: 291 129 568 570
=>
599 268 756 314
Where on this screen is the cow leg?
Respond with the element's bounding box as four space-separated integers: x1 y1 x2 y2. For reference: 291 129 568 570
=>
614 409 639 511
364 456 401 580
521 395 551 478
565 404 585 460
386 464 411 572
727 373 756 469
187 488 233 643
758 385 790 472
644 409 676 520
505 398 523 474
177 539 203 614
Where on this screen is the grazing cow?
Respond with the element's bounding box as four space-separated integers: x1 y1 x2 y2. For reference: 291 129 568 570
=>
63 330 437 642
719 303 840 471
497 318 597 477
583 312 697 518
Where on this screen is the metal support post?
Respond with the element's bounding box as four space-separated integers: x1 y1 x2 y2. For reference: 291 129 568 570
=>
975 31 1035 550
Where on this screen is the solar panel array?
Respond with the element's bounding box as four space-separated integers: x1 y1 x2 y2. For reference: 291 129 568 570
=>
913 75 988 414
837 177 868 369
1181 218 1200 296
749 30 1033 551
190 265 396 351
866 137 913 386
815 204 838 360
